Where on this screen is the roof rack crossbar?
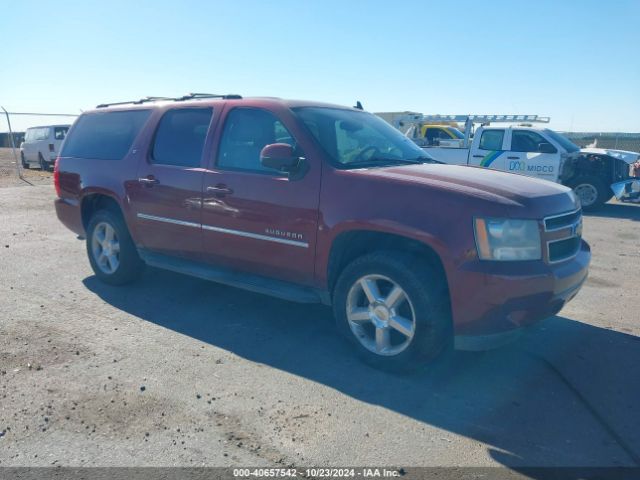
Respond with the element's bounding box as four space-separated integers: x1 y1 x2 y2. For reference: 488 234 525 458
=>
96 93 242 108
96 96 173 108
175 93 243 101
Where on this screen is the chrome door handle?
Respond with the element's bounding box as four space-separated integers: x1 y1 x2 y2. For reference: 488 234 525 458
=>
206 185 233 196
138 176 159 186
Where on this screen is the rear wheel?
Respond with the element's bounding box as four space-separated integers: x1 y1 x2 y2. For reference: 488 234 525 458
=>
569 175 609 211
38 153 49 171
86 209 144 285
333 251 451 372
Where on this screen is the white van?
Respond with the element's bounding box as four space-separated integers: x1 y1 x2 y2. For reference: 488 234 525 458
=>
20 125 71 170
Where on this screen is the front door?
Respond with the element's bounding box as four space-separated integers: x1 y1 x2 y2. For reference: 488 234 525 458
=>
505 129 560 182
201 106 321 285
129 107 213 259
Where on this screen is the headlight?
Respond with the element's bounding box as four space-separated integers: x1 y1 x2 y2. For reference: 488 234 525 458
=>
474 218 541 261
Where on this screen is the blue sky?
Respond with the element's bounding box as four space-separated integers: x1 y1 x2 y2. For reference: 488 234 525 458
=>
2 0 639 132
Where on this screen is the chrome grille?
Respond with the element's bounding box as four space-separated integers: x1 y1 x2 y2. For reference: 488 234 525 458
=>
544 209 581 231
543 209 582 263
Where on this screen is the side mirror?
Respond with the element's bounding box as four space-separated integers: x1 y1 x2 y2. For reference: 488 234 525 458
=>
260 143 300 172
538 142 557 154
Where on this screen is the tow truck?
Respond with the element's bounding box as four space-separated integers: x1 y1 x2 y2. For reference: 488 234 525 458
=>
391 114 640 210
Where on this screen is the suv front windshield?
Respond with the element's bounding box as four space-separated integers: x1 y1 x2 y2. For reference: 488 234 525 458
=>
294 107 437 168
545 129 580 153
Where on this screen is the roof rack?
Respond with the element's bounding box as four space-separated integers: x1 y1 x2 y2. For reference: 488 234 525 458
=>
96 93 243 108
175 93 242 101
96 96 173 108
396 114 550 125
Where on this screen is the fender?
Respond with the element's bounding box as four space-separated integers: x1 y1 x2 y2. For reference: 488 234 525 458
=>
78 186 141 243
317 217 463 294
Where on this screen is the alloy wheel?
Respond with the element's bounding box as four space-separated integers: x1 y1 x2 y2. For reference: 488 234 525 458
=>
91 222 120 274
345 274 416 356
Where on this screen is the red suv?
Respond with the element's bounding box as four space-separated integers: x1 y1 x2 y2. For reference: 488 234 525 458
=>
54 94 590 370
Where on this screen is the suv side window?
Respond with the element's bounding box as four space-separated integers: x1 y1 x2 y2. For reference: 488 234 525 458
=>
479 129 504 150
217 108 294 173
512 130 556 153
61 110 152 160
151 108 213 167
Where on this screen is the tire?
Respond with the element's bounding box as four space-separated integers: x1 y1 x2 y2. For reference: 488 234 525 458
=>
38 153 49 171
21 152 29 169
569 175 609 211
332 251 452 372
86 209 144 285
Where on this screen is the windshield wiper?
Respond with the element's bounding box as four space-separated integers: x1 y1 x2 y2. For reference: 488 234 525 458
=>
408 156 444 164
345 156 444 169
346 158 423 168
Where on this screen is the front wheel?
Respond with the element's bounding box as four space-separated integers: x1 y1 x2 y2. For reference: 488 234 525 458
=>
86 209 144 285
569 175 609 211
332 252 451 372
21 152 29 169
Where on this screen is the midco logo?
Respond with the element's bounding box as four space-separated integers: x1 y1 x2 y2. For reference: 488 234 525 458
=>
508 160 554 174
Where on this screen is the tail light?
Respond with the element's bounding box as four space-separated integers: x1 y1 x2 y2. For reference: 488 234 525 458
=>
49 143 55 152
53 157 61 197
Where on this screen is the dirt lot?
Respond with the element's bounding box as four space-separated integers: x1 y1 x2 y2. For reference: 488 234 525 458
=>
0 148 53 187
1 153 639 469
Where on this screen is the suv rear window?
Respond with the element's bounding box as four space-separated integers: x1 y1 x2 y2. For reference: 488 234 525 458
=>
61 110 151 160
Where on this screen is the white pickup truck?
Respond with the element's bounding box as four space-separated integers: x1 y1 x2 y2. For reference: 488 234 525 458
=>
394 114 640 210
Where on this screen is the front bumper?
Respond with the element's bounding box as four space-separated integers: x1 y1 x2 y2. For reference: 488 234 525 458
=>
611 178 640 202
449 240 590 342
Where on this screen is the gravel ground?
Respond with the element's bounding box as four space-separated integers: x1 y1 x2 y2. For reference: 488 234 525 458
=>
0 148 53 187
0 182 639 469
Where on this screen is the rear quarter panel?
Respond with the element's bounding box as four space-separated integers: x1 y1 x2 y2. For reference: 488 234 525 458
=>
56 110 160 242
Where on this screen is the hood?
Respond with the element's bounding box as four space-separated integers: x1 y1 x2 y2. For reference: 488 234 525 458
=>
580 147 640 164
355 164 578 214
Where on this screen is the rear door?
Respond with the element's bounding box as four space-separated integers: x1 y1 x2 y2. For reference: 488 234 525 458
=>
200 106 321 285
129 107 214 259
505 129 560 181
469 128 507 170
